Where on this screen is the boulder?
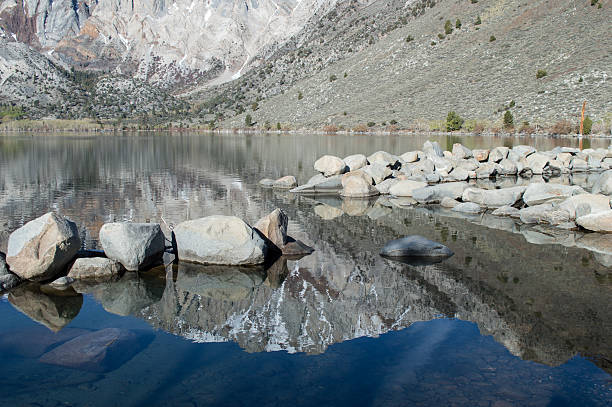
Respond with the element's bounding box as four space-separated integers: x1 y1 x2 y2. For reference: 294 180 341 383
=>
389 180 428 197
174 216 268 265
272 175 297 189
462 186 526 208
455 158 479 172
7 212 81 282
556 152 573 167
452 143 472 160
99 223 165 271
39 328 153 373
425 173 441 183
343 154 368 171
444 167 470 182
367 151 400 167
472 149 490 162
475 162 499 179
49 276 75 288
0 253 21 291
254 209 288 248
290 175 343 194
558 194 611 220
374 178 399 194
432 156 453 173
380 235 453 260
362 163 392 184
489 147 509 163
400 151 419 163
512 145 536 159
576 211 612 233
591 170 612 195
522 183 586 206
412 182 469 203
452 202 482 214
499 158 518 175
440 197 460 208
524 153 549 175
342 170 373 186
519 204 571 225
314 155 347 177
258 178 275 187
423 141 443 159
340 175 379 198
492 206 521 218
570 158 588 172
68 257 123 281
406 158 435 176
587 152 605 170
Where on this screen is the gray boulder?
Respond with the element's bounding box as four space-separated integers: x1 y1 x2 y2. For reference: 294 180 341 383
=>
489 147 509 163
472 149 490 162
272 175 297 189
49 276 75 288
343 154 368 171
452 143 472 160
367 151 400 167
524 153 549 175
591 170 612 195
519 204 571 225
512 145 536 159
400 151 419 163
380 235 453 260
254 209 288 248
570 158 588 172
455 158 479 172
492 206 521 218
440 197 460 208
576 210 612 233
68 257 123 281
174 216 267 265
389 180 428 197
475 162 500 179
499 158 518 175
7 212 81 282
412 182 469 203
258 178 275 187
462 186 526 208
558 194 611 220
522 183 586 206
362 163 392 184
374 178 399 194
452 202 482 214
0 253 20 291
444 167 470 182
340 175 379 198
432 156 453 174
342 170 373 186
99 223 165 271
423 141 443 159
314 155 347 177
290 175 343 194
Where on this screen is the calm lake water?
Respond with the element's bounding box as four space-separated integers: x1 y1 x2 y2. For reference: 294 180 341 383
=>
0 133 611 407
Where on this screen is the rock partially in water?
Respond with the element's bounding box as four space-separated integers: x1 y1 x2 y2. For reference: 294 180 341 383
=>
8 283 83 332
558 194 611 220
492 206 521 218
576 210 612 233
452 202 482 214
258 178 275 187
423 141 444 159
498 158 518 175
342 170 374 186
523 153 550 175
39 328 153 373
462 186 526 208
380 235 453 261
522 183 586 206
289 175 342 194
475 162 500 179
591 170 612 195
99 223 165 271
48 276 75 288
440 197 460 208
340 175 379 198
343 154 368 172
174 215 268 265
7 212 81 282
314 155 347 177
519 204 571 225
255 208 289 248
389 180 428 197
68 257 124 281
412 182 469 204
272 175 298 189
367 151 400 168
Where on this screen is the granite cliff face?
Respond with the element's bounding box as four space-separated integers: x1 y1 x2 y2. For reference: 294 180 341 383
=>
0 0 337 88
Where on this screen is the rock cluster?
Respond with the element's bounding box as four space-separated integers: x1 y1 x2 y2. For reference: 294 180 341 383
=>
262 141 612 234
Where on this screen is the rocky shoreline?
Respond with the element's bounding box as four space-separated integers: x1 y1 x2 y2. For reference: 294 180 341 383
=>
261 140 612 234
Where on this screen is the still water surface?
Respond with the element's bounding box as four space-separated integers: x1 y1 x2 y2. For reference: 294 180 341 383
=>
0 133 610 406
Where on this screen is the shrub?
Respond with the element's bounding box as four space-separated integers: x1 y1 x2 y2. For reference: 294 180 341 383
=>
456 19 462 29
367 121 376 127
446 111 464 131
264 120 272 130
583 116 593 135
276 122 281 130
387 124 399 133
251 102 259 111
298 91 303 100
536 69 547 79
550 120 572 135
475 16 481 25
519 121 536 134
444 20 453 35
438 33 446 40
489 35 496 42
390 119 398 125
473 122 485 135
329 74 337 82
344 72 348 78
245 114 253 127
353 124 368 133
405 35 414 42
431 41 437 46
503 110 514 129
323 124 339 134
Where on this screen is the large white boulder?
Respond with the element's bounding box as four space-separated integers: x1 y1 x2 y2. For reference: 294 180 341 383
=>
343 154 368 171
174 216 268 265
576 210 612 233
7 212 81 281
462 186 526 208
522 183 586 206
314 155 347 177
389 180 428 197
558 194 611 220
340 175 379 198
99 223 165 271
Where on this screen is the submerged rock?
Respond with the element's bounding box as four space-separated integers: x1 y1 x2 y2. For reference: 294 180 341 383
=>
272 175 297 189
380 235 453 261
68 257 124 281
39 328 153 373
174 215 268 265
519 204 571 225
7 212 81 282
99 223 165 271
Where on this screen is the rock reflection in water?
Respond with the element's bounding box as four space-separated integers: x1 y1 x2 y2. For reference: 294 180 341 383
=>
8 284 83 332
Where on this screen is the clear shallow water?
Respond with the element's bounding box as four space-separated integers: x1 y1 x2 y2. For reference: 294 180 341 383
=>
0 133 611 407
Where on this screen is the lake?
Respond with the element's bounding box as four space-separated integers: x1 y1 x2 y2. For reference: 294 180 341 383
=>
0 133 611 407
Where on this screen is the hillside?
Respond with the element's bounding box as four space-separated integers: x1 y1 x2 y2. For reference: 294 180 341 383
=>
205 0 611 131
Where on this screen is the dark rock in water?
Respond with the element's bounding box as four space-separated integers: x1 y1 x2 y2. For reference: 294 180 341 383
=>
281 237 314 258
380 235 453 261
0 253 21 290
8 283 83 332
0 326 91 358
39 328 153 373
